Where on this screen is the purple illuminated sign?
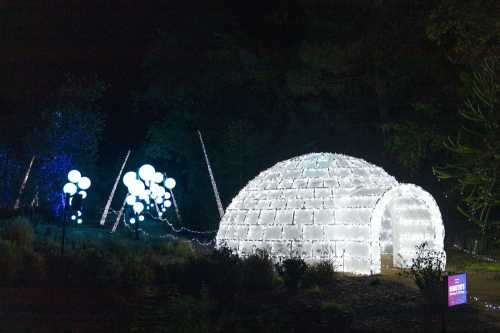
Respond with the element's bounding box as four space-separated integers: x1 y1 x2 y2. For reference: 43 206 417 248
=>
447 273 467 307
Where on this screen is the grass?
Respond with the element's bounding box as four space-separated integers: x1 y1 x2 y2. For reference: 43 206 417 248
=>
1 217 500 332
465 262 500 272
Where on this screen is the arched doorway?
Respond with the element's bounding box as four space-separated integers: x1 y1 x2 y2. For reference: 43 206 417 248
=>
369 184 445 274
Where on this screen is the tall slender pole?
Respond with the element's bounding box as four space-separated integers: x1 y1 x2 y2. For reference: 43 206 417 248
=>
100 150 131 225
197 130 224 219
14 155 36 210
135 216 139 240
169 189 182 223
111 196 127 233
61 194 69 257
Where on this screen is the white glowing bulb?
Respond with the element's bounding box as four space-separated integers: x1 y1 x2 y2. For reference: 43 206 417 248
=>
161 207 166 212
123 171 137 187
78 190 87 199
77 210 82 217
133 202 145 214
129 179 145 196
77 218 83 224
155 197 164 204
153 172 164 183
153 185 165 198
126 195 136 206
164 199 172 208
68 170 82 183
63 182 77 195
158 212 163 217
71 215 76 220
78 177 91 190
164 178 176 190
130 217 136 224
138 164 155 182
149 184 160 198
164 192 171 199
138 215 145 222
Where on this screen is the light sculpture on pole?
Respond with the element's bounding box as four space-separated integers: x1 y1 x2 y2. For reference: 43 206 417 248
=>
122 164 176 239
61 169 91 256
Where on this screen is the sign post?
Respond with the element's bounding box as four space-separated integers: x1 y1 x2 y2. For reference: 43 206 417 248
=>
442 272 468 333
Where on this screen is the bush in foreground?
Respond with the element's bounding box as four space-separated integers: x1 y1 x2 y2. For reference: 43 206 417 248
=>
277 257 307 291
406 242 446 308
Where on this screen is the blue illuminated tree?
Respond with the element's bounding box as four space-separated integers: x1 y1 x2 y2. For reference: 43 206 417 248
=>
32 75 107 214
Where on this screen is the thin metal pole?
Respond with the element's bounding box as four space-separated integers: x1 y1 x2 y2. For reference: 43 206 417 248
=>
169 189 182 223
197 130 224 219
100 149 131 225
135 218 139 240
60 195 68 257
14 155 36 210
111 195 127 233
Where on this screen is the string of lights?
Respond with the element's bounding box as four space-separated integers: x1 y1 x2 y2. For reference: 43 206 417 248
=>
471 296 500 312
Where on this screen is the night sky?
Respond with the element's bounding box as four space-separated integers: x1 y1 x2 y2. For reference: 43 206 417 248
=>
1 1 498 232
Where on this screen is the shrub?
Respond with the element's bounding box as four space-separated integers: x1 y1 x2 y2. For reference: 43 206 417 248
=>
277 257 307 291
162 295 214 333
303 261 336 288
120 254 154 287
242 250 275 291
0 239 21 285
207 247 243 299
319 301 353 331
1 217 34 249
406 242 446 308
18 250 47 285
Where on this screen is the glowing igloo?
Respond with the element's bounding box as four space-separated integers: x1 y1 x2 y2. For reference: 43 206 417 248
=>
216 153 445 275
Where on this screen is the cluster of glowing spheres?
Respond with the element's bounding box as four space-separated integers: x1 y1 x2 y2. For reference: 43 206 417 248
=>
216 153 446 275
123 164 176 224
63 169 91 224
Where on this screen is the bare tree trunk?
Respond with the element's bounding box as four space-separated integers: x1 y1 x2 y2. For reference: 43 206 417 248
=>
14 155 36 210
100 150 131 225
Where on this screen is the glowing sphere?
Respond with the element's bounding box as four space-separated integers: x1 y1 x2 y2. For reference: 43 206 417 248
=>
129 179 145 196
126 195 136 206
164 199 172 208
164 192 171 199
152 185 165 198
153 172 164 183
149 184 160 198
138 215 145 222
63 182 77 196
165 178 176 190
161 207 166 212
77 218 83 224
133 202 145 214
138 164 155 182
77 210 82 217
78 177 91 190
130 217 136 224
123 171 137 187
78 190 87 199
68 170 82 183
155 197 164 204
71 215 76 220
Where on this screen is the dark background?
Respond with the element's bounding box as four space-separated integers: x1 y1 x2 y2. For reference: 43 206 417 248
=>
0 0 498 242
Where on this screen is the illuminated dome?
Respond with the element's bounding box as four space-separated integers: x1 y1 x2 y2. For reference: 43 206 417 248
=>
216 153 445 275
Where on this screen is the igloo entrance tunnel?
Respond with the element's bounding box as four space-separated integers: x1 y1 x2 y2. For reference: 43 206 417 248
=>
216 153 445 275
